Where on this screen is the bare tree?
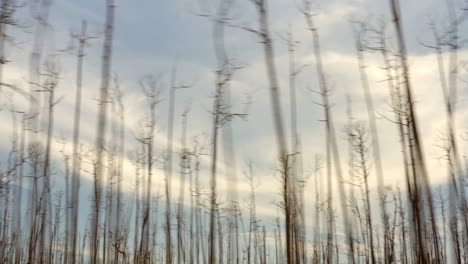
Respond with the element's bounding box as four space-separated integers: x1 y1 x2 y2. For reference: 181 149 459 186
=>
302 2 355 262
389 0 441 262
247 1 295 263
176 106 190 264
209 1 246 263
68 20 94 264
351 21 392 263
347 121 376 263
138 75 161 263
91 1 115 263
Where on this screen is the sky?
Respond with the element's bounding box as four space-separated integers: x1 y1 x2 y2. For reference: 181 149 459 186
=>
1 0 468 245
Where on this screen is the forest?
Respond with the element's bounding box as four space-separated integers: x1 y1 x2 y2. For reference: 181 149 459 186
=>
0 0 467 263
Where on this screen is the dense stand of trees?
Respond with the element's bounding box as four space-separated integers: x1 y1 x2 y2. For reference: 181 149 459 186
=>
0 0 467 263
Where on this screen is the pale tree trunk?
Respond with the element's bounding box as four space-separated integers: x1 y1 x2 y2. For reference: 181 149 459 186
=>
91 1 115 263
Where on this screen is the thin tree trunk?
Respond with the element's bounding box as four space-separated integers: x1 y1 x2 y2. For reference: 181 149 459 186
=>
251 0 290 262
91 1 115 263
69 21 88 264
303 5 355 262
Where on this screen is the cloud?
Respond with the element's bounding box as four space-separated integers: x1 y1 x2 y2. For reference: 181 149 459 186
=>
1 0 468 250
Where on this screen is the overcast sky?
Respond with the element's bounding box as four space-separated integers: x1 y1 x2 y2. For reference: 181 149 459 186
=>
1 0 468 233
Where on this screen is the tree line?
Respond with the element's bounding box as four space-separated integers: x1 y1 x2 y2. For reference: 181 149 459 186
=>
0 0 467 263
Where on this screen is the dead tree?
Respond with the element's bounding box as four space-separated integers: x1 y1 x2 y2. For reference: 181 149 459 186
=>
138 75 161 263
247 0 293 262
282 27 307 264
422 4 467 259
312 155 323 264
13 109 27 264
246 161 258 264
190 136 208 264
26 1 52 262
102 76 125 264
302 1 355 262
176 107 190 264
389 0 441 262
0 95 20 263
131 147 142 263
34 58 60 264
347 121 376 263
164 67 175 264
351 21 391 263
90 1 115 263
209 1 246 263
67 20 94 264
113 77 125 263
